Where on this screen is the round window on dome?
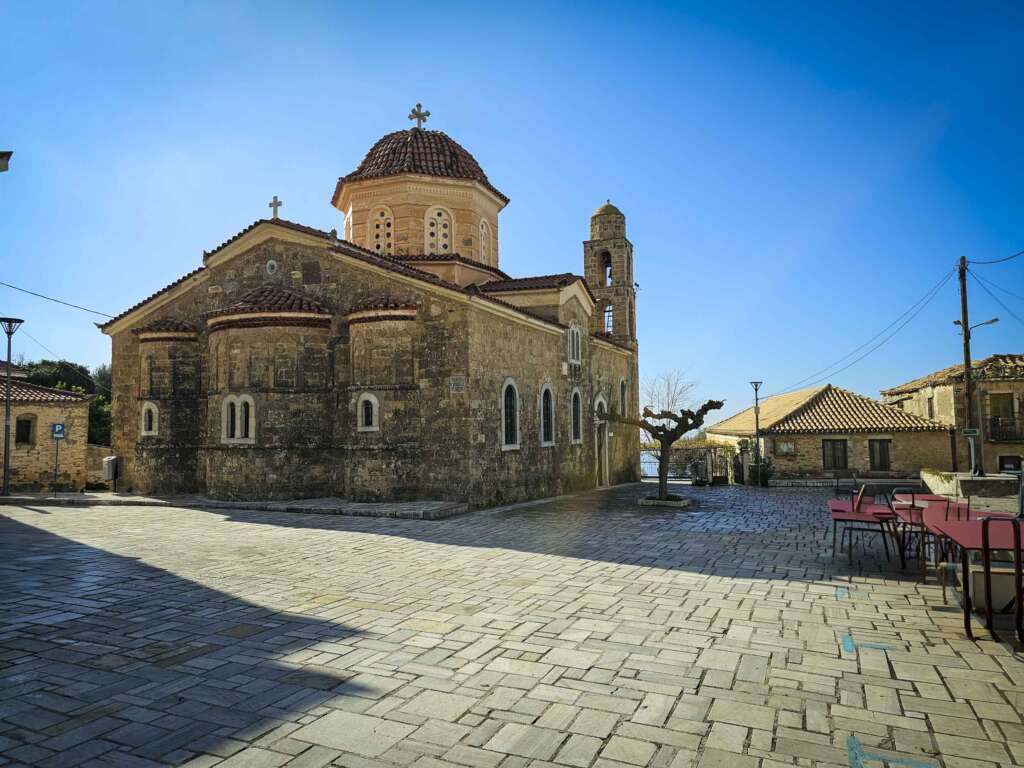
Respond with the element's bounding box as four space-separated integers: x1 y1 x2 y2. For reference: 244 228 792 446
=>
424 207 454 254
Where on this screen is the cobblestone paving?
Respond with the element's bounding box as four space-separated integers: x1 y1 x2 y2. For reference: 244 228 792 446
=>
2 483 1023 767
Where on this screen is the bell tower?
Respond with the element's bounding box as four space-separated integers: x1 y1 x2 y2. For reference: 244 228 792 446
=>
584 201 636 347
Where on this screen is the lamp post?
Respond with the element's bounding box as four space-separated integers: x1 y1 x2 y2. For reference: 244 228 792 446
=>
1 318 24 496
953 312 999 476
750 381 763 486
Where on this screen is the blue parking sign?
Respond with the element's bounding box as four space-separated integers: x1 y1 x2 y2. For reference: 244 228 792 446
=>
51 423 65 440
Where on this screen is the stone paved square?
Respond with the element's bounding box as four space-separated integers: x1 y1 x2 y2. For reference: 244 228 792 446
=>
3 482 1024 767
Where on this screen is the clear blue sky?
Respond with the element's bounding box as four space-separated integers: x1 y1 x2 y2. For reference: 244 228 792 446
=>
2 1 1022 416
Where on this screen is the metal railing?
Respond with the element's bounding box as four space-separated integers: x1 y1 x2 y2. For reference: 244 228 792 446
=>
990 417 1024 442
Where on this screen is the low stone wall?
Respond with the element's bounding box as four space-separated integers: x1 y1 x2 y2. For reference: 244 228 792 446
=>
85 444 111 487
921 468 1020 498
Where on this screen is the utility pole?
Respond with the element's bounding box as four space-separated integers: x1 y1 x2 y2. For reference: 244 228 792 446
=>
958 256 979 474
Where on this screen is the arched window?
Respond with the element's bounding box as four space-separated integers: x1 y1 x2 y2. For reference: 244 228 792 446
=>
356 393 380 432
479 219 491 262
601 252 613 287
221 395 256 444
241 400 251 439
571 389 583 444
540 386 554 446
501 379 519 450
141 402 159 436
425 207 454 254
619 379 627 416
369 206 394 255
604 304 614 334
567 324 582 364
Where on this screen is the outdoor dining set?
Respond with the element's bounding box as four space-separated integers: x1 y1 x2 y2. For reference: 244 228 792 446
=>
828 485 1024 643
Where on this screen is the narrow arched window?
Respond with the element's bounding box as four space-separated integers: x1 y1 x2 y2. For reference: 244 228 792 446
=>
425 207 453 254
479 219 491 262
604 304 614 334
571 390 582 443
141 402 158 436
601 252 613 287
227 401 237 439
241 401 251 439
369 207 394 255
619 379 627 416
502 381 519 449
541 388 554 445
356 393 380 432
567 325 581 364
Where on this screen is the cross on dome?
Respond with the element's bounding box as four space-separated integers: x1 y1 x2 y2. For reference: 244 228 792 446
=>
408 103 430 129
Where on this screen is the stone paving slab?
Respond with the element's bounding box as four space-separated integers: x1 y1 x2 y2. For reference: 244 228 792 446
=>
0 492 467 519
2 483 1024 767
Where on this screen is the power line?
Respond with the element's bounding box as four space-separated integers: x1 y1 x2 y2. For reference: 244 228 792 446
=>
0 281 114 318
970 268 1024 303
969 270 1024 328
1 312 111 395
968 248 1024 266
768 268 955 396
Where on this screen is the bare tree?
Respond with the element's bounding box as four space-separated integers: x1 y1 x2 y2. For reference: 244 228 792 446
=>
604 399 725 501
643 370 697 426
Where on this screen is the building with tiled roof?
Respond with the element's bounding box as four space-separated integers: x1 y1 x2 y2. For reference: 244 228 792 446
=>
0 379 93 490
100 108 639 504
0 360 28 379
708 385 954 479
880 354 1024 474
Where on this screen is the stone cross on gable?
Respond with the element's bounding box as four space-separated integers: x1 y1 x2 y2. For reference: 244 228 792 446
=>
408 103 430 129
268 195 282 219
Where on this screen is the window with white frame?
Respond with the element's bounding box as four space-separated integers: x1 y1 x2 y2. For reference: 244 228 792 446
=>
540 386 555 446
603 304 614 334
570 389 583 444
501 379 519 450
369 207 394 255
357 392 380 432
479 219 491 262
567 324 582 364
141 402 159 436
221 394 255 444
425 207 453 254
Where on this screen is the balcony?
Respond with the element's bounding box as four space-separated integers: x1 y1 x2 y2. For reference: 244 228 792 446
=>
989 417 1024 442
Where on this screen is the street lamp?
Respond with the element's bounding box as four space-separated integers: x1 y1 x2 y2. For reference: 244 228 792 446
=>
750 381 763 486
953 316 999 476
0 151 11 173
1 317 24 496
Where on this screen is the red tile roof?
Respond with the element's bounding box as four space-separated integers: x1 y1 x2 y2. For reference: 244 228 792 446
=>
479 273 585 292
208 285 331 317
132 318 197 334
101 220 606 337
709 384 946 436
882 354 1024 395
0 380 90 404
334 129 508 204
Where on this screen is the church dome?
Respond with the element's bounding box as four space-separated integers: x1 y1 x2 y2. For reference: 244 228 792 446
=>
592 200 623 217
339 128 508 203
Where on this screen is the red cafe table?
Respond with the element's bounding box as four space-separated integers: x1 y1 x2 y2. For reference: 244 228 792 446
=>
928 513 1023 642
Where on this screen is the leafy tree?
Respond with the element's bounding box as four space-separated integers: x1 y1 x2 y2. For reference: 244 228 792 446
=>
92 363 112 394
22 359 96 393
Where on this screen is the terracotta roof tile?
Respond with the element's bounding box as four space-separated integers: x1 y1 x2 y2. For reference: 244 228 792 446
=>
479 273 583 292
132 318 197 334
208 285 331 318
0 380 90 404
336 129 508 203
396 254 510 280
882 353 1024 395
709 385 946 435
347 300 418 313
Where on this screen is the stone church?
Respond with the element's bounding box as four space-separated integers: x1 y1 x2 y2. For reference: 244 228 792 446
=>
101 110 640 505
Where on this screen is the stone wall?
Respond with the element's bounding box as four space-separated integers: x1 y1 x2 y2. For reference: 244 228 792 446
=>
108 232 640 504
86 444 111 487
767 431 953 478
1 401 90 489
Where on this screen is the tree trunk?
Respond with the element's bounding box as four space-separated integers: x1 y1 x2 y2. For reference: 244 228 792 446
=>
658 439 671 500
